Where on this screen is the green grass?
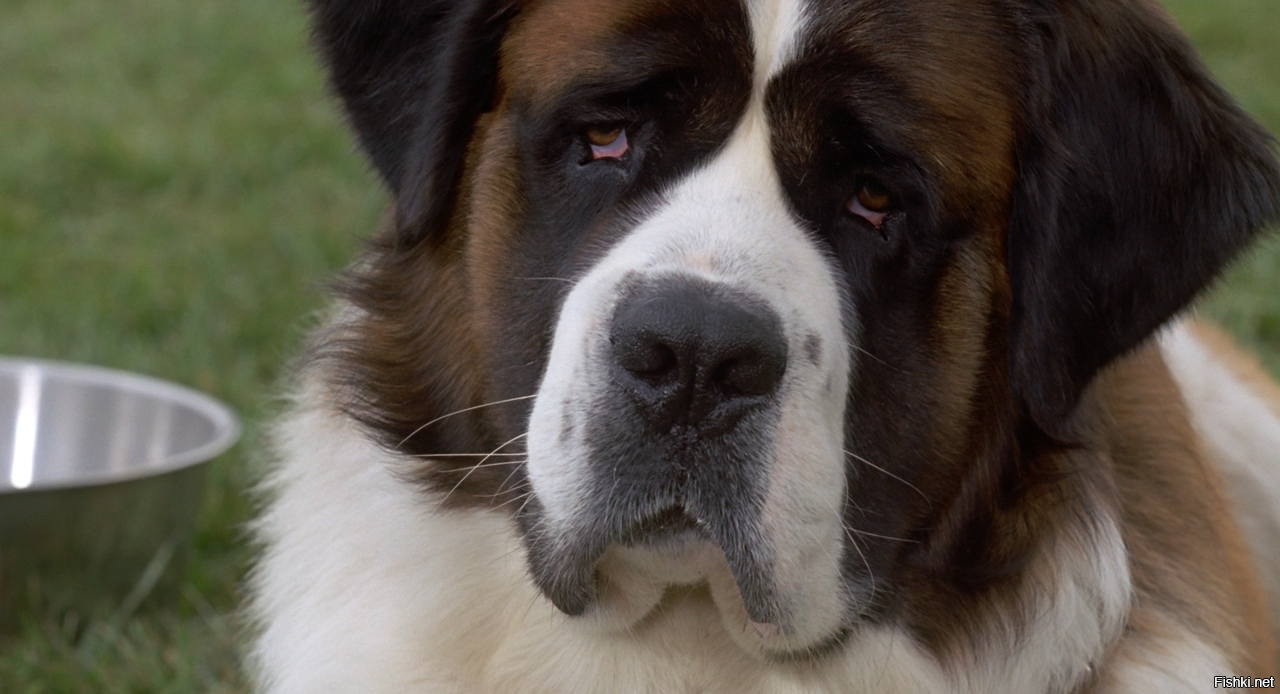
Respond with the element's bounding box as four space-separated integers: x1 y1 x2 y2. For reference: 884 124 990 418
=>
0 0 381 689
1166 0 1280 373
0 0 1276 690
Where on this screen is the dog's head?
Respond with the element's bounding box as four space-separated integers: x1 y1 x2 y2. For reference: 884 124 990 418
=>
311 0 1279 658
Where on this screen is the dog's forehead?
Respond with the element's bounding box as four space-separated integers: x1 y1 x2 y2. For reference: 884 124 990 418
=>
499 0 643 101
502 0 1019 202
500 0 754 107
500 1 1018 96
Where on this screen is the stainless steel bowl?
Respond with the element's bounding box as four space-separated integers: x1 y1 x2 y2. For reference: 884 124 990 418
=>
0 357 240 628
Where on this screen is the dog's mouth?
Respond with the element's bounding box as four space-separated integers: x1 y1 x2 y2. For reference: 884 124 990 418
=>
617 505 706 548
514 483 861 661
520 493 773 610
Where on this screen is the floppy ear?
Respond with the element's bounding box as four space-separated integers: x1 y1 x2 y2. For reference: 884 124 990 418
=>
1008 0 1280 432
307 0 517 246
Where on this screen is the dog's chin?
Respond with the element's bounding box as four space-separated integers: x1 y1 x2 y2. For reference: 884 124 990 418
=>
556 537 853 660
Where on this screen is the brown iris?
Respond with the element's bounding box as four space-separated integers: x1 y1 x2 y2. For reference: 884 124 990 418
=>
855 180 892 213
847 178 892 231
586 126 624 147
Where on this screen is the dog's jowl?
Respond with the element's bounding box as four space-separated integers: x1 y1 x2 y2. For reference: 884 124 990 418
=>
249 1 1280 692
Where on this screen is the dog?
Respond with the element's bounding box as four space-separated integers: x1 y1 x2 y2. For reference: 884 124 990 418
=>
248 0 1280 691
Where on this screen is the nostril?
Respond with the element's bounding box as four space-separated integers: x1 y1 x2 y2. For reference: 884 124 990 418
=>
614 337 679 386
712 349 786 398
711 358 743 396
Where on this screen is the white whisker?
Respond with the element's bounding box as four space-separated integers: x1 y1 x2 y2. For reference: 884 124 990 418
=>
513 488 539 517
432 459 527 471
840 522 877 611
516 276 574 284
851 343 894 370
845 528 917 543
441 432 529 504
398 394 537 447
481 461 531 501
412 452 527 457
844 449 928 503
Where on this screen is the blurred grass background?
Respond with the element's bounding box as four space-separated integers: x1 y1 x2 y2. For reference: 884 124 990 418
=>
0 0 1276 690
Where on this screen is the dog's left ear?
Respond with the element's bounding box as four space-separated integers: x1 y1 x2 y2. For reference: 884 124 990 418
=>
1008 0 1280 432
307 0 518 247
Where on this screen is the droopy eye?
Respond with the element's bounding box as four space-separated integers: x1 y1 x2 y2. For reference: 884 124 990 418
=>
847 178 893 229
587 125 629 160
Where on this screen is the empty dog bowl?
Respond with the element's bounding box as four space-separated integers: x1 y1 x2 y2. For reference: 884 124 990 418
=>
0 357 239 628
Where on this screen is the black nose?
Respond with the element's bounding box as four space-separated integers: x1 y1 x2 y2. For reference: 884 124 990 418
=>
609 278 787 434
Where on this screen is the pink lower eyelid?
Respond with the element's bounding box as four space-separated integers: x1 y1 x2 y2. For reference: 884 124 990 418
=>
590 130 630 159
849 198 887 229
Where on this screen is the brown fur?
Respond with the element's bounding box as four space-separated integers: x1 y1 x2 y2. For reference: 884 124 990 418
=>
1095 344 1276 673
502 0 652 105
804 0 1019 220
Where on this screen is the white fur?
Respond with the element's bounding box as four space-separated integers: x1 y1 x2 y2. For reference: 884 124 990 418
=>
1161 318 1280 641
250 375 945 693
525 0 851 654
251 375 1135 693
1097 634 1232 693
957 516 1131 694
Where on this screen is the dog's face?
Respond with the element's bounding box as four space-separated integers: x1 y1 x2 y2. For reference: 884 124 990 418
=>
311 0 1279 659
495 0 1020 654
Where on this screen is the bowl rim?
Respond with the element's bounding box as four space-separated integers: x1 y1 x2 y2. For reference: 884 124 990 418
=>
0 356 241 494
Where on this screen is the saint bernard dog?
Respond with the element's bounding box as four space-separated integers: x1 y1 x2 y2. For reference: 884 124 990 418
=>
248 0 1280 691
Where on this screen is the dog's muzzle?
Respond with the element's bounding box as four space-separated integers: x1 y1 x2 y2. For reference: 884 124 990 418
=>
520 276 794 623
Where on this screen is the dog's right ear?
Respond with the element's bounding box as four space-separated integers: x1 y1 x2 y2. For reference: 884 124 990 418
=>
307 0 517 246
1006 0 1280 434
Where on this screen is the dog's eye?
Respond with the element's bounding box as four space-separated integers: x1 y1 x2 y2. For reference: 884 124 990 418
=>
848 179 892 229
587 125 629 160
